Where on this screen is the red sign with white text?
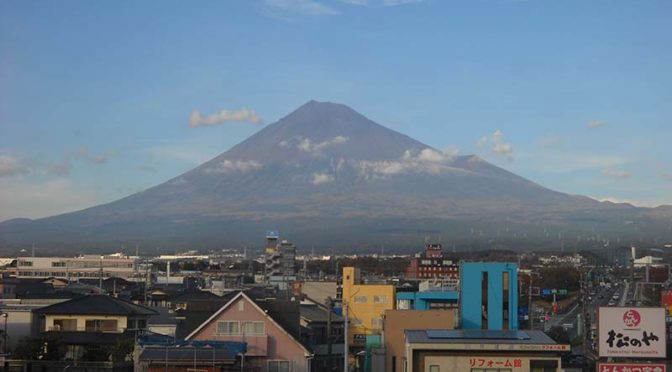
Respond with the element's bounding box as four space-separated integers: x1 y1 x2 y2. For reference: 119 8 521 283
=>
599 363 666 372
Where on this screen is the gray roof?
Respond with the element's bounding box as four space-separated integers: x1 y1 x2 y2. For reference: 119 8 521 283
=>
405 329 558 345
147 306 178 325
34 295 158 316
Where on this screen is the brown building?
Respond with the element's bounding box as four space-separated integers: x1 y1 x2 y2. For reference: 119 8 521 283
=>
404 329 568 372
405 244 459 282
384 309 457 372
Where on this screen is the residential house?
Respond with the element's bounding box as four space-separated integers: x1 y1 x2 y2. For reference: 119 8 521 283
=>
33 295 157 361
299 299 344 371
186 291 313 372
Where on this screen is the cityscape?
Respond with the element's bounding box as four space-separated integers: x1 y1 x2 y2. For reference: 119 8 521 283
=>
1 1 671 372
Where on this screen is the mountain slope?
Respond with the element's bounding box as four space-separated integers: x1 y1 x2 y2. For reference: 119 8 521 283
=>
0 101 669 253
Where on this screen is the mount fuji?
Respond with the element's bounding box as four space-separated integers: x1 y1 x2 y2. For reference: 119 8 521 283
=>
1 101 670 253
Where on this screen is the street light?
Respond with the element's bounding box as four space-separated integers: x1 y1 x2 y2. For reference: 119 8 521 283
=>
1 312 8 355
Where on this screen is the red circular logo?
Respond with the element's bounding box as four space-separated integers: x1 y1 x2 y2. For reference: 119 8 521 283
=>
623 309 641 327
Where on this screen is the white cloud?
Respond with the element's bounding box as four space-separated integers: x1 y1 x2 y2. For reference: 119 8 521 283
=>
189 108 263 127
359 147 462 178
493 143 514 158
0 155 28 177
597 196 634 205
296 136 349 154
261 0 340 17
587 120 606 129
0 178 100 221
311 172 334 185
602 168 630 179
477 130 514 160
205 160 262 174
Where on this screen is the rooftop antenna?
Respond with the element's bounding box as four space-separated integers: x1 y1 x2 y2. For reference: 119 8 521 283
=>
31 244 35 257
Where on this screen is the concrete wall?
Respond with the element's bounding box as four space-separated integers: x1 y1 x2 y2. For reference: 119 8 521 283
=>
2 309 34 350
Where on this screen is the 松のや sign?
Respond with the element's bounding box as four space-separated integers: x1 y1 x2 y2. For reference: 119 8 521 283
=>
598 307 666 358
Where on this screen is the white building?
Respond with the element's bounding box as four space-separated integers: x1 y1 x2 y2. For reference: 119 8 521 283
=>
13 255 139 280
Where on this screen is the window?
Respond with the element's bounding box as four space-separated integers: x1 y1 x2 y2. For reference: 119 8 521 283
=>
397 299 411 310
53 319 77 331
268 360 292 372
429 366 440 372
421 260 431 265
216 321 239 335
242 321 265 335
371 319 382 328
51 262 66 267
18 261 33 267
127 319 147 330
530 360 557 372
238 301 245 311
373 295 387 304
85 319 118 332
428 301 457 310
354 295 367 304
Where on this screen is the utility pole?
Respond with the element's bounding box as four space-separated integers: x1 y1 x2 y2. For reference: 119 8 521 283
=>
326 298 333 371
528 274 533 329
343 301 348 372
99 255 104 291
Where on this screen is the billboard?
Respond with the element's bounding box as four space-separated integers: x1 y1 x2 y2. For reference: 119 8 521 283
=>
598 307 666 358
662 290 672 315
598 363 666 372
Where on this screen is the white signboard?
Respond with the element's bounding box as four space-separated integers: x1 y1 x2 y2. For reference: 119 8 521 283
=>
598 307 666 358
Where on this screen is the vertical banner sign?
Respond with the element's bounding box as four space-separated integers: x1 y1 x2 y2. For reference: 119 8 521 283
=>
598 307 666 358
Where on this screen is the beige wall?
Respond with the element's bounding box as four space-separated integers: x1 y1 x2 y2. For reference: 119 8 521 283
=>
384 310 457 372
45 314 127 332
300 281 337 304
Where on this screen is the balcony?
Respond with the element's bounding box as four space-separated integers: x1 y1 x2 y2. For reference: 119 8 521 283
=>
211 334 268 356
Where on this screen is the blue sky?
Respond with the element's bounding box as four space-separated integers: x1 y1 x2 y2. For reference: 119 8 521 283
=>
1 0 670 221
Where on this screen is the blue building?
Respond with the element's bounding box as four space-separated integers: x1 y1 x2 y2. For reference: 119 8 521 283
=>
396 288 459 310
460 262 518 330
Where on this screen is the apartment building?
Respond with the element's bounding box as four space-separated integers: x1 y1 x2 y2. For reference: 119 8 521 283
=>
13 255 138 280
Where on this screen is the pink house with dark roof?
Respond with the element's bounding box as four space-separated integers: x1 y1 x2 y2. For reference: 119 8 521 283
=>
186 291 312 372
